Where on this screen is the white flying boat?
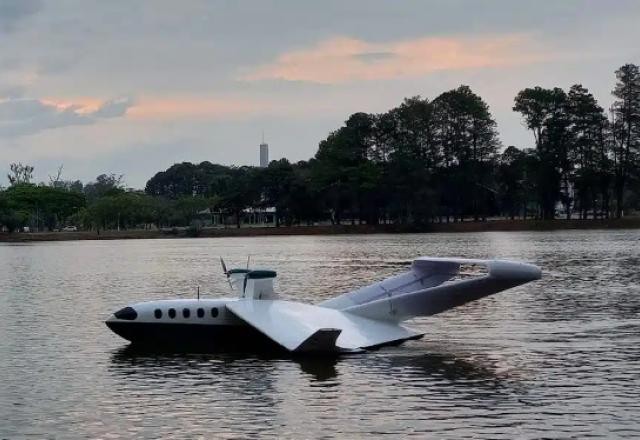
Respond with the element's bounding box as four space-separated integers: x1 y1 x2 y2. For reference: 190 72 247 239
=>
106 256 541 354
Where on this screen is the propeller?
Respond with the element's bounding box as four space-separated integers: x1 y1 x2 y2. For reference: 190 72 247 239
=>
220 256 233 290
219 255 253 294
220 256 228 275
242 255 252 295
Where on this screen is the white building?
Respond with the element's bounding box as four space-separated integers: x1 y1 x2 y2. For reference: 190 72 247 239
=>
259 142 269 168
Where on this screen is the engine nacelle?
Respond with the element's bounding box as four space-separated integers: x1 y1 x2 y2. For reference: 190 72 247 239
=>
241 270 277 300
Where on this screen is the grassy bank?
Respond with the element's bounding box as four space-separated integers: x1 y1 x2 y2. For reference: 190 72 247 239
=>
1 217 639 243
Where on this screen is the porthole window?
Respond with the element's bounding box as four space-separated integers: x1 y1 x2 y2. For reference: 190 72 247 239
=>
154 309 162 319
168 308 176 319
197 308 204 318
183 308 190 318
211 307 219 318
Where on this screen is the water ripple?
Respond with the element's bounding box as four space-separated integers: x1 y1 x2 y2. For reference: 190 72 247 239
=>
1 230 639 438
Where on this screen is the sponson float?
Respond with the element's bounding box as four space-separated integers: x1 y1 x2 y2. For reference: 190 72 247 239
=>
106 257 541 354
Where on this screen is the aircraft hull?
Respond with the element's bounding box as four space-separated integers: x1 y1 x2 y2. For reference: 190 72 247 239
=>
106 320 421 353
106 321 283 352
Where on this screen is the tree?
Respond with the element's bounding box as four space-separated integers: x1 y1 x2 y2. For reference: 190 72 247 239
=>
434 85 500 221
611 63 640 218
84 173 124 203
498 146 527 219
145 162 233 198
261 158 296 227
7 163 34 186
221 167 261 228
46 164 84 193
312 113 377 224
170 195 215 227
287 161 324 225
2 185 86 231
514 87 570 219
566 84 610 218
48 164 64 187
378 97 437 224
0 191 26 232
88 191 160 230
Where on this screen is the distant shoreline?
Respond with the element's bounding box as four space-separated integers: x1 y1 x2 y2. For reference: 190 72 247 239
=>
1 218 639 243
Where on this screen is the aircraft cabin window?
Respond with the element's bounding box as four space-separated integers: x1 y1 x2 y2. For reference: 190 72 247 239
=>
154 309 162 319
197 308 204 318
183 308 190 318
211 307 219 318
168 308 176 319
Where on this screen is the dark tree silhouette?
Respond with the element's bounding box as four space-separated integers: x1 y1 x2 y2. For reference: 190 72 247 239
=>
3 65 640 234
611 64 640 218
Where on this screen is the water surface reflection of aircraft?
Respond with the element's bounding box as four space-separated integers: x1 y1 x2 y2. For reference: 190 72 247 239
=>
106 257 541 354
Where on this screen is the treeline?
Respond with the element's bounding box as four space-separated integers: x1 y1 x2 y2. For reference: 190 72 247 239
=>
0 170 223 232
1 63 639 232
146 64 640 225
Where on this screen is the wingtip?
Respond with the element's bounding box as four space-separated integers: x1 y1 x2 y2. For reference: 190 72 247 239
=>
490 260 542 281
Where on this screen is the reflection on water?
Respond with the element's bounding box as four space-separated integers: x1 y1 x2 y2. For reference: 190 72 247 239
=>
108 345 511 386
110 345 342 382
1 230 639 438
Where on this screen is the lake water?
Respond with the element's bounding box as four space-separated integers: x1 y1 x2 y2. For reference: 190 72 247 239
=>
1 230 639 439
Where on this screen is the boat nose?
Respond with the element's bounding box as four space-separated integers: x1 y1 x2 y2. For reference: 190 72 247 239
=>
105 307 139 342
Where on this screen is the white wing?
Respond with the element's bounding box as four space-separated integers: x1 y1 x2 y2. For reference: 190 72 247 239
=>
321 257 541 322
225 300 421 353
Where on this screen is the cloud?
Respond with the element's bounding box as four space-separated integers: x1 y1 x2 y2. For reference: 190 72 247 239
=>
92 97 135 118
125 93 384 121
0 84 26 99
0 0 41 33
0 96 134 137
127 96 269 120
242 34 547 84
351 51 396 62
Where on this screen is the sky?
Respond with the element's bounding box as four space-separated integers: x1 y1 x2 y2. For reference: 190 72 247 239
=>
1 0 639 189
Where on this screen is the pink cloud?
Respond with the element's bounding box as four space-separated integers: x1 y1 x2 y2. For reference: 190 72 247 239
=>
39 95 328 121
0 96 133 137
40 95 271 120
241 34 547 84
127 96 270 120
40 97 105 114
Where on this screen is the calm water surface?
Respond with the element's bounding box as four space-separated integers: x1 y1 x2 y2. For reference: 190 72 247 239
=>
1 231 639 439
